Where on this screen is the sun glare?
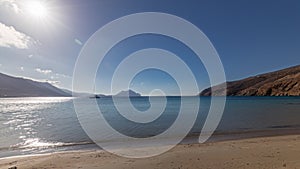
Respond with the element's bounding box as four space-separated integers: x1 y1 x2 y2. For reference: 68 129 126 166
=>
26 1 48 19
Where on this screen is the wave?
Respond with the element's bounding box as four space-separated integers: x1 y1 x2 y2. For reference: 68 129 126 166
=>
0 138 94 152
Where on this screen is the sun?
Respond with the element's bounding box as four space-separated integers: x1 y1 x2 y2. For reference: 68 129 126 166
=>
25 1 48 19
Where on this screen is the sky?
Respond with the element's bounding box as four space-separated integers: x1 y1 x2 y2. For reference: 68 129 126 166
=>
0 0 299 95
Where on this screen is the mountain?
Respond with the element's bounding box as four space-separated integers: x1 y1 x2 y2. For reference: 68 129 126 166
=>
62 88 92 97
200 65 300 96
89 90 141 98
0 72 70 97
115 90 141 97
89 94 107 98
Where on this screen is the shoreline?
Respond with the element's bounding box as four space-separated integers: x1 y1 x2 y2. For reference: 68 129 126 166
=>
190 127 300 143
1 127 300 159
0 134 300 169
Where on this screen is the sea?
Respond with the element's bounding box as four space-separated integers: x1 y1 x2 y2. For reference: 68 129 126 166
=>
0 96 300 158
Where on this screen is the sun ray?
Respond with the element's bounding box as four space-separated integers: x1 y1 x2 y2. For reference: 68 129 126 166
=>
25 1 48 19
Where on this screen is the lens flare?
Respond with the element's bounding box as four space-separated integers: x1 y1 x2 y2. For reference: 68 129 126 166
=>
26 1 48 19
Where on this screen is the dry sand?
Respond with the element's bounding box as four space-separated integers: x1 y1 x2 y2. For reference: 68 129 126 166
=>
0 135 300 169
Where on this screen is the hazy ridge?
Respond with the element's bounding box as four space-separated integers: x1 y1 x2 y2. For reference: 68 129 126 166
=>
0 72 70 97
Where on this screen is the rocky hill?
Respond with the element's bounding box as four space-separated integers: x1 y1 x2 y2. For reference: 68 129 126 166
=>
200 65 300 96
115 90 141 97
0 72 70 97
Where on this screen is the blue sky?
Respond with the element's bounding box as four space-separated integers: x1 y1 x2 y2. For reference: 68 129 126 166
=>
0 0 299 95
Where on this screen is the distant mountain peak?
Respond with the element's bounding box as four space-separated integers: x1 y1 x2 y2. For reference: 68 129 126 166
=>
115 89 141 97
200 65 300 96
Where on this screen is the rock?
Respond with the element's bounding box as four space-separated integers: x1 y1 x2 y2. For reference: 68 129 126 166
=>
200 65 300 96
8 167 17 169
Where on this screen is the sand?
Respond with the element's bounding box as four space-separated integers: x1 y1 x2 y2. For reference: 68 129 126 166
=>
0 135 300 169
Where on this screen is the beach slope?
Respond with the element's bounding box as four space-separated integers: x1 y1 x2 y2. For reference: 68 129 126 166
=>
1 135 300 169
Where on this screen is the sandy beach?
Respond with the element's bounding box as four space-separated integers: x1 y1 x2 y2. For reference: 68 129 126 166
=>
0 134 299 169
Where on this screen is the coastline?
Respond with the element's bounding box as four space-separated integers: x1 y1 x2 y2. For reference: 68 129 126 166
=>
1 127 300 159
1 134 300 169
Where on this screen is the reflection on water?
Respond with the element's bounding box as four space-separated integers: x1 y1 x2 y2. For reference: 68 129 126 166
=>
0 96 300 158
0 97 85 157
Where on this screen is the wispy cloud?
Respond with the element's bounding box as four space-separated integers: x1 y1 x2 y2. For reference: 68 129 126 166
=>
20 75 60 85
55 73 72 79
0 22 33 49
0 0 21 14
74 38 83 46
46 80 60 85
35 68 52 74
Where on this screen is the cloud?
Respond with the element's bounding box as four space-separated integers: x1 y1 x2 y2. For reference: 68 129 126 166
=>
0 22 33 49
28 54 33 58
0 0 21 14
74 38 83 46
21 75 60 85
46 80 60 85
35 68 52 74
55 73 72 79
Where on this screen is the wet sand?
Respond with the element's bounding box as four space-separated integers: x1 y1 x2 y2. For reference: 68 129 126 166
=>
0 134 300 169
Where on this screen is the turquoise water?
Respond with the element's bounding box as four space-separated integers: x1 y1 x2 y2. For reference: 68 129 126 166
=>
0 96 300 158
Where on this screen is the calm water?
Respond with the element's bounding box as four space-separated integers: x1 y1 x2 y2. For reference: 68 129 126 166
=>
0 97 300 158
